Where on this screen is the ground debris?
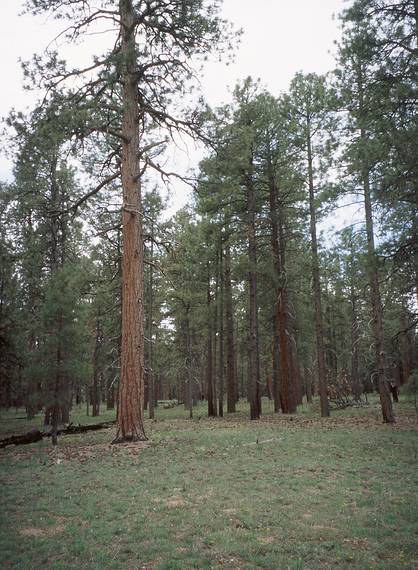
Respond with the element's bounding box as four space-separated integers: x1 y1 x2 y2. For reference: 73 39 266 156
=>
0 421 116 449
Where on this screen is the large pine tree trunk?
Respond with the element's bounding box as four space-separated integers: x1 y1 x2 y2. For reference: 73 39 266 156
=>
115 0 146 442
268 164 293 414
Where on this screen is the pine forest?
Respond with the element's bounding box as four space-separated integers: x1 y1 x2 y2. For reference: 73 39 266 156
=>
0 1 417 569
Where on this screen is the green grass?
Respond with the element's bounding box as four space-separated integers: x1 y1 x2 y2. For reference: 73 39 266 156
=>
0 398 417 569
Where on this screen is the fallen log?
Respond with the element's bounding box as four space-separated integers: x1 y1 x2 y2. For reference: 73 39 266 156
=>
0 428 43 449
0 421 116 449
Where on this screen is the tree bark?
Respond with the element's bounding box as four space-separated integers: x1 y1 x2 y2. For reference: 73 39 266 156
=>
92 314 102 417
148 222 155 420
363 172 395 423
115 0 147 442
356 62 394 423
218 240 224 418
246 165 261 420
348 239 362 400
206 263 216 417
267 158 295 413
225 240 237 413
186 314 193 420
307 119 330 417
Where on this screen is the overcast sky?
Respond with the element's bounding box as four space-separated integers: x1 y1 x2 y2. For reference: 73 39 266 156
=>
0 0 347 216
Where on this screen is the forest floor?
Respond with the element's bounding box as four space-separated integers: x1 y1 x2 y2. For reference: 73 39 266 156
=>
0 397 417 570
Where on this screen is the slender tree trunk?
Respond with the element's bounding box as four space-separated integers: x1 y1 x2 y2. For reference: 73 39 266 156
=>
246 167 261 420
225 240 237 413
218 239 224 417
307 120 330 417
349 263 362 400
26 337 37 420
148 222 155 420
399 307 412 385
278 205 298 412
268 163 284 413
49 154 64 445
212 307 218 413
355 61 394 423
186 314 193 420
51 313 63 446
363 171 395 422
206 263 216 417
115 0 146 442
92 315 102 417
106 378 115 410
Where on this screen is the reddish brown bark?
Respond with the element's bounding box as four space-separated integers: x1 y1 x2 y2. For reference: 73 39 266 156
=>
266 147 295 413
114 0 146 442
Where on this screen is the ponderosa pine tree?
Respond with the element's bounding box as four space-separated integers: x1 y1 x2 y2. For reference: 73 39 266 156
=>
197 80 263 419
23 0 235 441
254 91 301 414
336 17 395 422
285 73 333 417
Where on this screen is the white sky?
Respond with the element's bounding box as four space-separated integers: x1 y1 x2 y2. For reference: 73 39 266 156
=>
0 0 348 218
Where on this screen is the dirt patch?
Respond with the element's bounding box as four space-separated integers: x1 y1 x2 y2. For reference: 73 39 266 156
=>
46 440 151 463
20 525 65 538
153 496 187 508
258 536 276 544
165 498 187 508
215 555 245 568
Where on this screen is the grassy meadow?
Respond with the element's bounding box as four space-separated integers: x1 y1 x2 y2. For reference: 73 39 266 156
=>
0 398 417 570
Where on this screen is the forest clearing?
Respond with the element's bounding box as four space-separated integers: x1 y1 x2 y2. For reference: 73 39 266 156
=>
1 397 417 570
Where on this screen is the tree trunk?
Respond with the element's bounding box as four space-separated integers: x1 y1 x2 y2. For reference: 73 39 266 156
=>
206 263 216 417
350 277 362 400
307 119 330 417
115 0 147 442
92 315 102 417
246 166 261 420
218 240 224 418
106 377 115 410
186 315 193 420
363 171 395 423
266 151 295 413
355 60 394 423
148 222 155 420
225 240 237 413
